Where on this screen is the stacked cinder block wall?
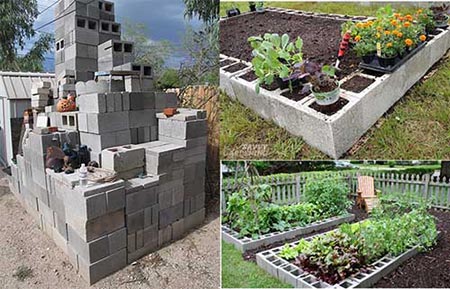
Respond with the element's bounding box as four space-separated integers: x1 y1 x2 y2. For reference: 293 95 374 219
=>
8 0 208 285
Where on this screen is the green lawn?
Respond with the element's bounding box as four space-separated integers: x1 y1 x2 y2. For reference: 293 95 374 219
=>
220 2 450 160
222 241 292 288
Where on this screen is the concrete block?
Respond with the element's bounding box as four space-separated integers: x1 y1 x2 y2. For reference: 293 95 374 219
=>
106 187 125 212
77 93 107 113
126 186 158 214
144 204 159 228
158 225 172 246
159 202 183 228
109 228 126 253
78 248 126 285
86 193 107 220
80 130 131 152
155 92 177 109
101 145 145 172
127 233 136 253
172 218 185 239
143 225 158 247
185 208 205 230
67 224 109 263
136 229 144 249
128 92 156 110
127 210 144 234
116 167 145 180
159 119 207 140
84 111 129 134
128 109 157 128
106 93 115 112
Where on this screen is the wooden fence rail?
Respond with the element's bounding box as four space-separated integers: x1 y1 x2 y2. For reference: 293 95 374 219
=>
221 171 450 212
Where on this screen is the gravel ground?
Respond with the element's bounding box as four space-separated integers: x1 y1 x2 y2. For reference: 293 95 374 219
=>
0 169 220 289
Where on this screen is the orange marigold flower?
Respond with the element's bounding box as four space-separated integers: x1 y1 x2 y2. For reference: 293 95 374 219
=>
356 22 364 28
391 20 398 26
377 26 383 31
386 42 393 48
384 30 391 35
405 14 413 21
399 16 405 21
394 13 401 18
419 34 426 41
397 32 403 38
367 21 374 26
404 21 411 28
355 35 361 42
417 9 423 14
405 38 413 46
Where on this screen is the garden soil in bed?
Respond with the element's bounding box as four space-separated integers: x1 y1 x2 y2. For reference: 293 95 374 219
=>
310 97 349 116
220 11 361 79
375 209 450 288
341 75 375 93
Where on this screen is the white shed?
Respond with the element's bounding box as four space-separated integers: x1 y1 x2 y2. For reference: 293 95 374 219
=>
0 71 55 167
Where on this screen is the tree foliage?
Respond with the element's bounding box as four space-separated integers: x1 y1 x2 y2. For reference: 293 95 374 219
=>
122 20 173 78
0 0 53 72
183 0 219 24
157 68 181 89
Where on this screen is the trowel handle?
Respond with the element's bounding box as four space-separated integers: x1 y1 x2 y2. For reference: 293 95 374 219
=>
338 30 352 59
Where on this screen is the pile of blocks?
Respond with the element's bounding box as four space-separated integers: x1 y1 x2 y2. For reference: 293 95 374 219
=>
31 81 51 108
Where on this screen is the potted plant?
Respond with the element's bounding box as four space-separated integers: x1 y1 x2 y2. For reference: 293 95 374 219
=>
430 3 449 28
226 5 241 18
287 61 340 106
249 1 256 12
248 33 303 93
416 8 436 34
256 2 265 13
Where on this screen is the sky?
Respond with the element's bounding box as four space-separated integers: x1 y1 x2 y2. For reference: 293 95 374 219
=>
29 0 203 72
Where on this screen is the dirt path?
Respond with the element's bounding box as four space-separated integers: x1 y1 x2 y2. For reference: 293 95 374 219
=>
0 170 220 289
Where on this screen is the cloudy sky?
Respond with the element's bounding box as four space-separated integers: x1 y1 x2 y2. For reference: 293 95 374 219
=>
29 0 202 72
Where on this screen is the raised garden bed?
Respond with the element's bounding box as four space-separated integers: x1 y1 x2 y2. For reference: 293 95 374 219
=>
222 213 355 252
256 228 435 288
220 7 450 158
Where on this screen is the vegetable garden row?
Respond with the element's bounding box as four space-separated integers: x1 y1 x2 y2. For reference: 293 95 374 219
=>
222 172 449 287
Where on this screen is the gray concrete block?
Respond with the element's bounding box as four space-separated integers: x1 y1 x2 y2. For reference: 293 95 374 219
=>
136 229 144 249
86 193 107 220
144 204 159 228
127 210 144 234
67 224 109 263
126 186 157 214
185 208 205 230
83 209 125 242
101 145 145 172
85 111 129 134
128 109 157 128
79 130 131 153
106 187 125 212
155 92 177 109
158 119 207 140
78 248 127 285
106 93 115 112
158 225 172 246
129 92 156 110
159 202 183 228
108 228 126 253
127 226 158 263
172 218 185 239
127 233 136 253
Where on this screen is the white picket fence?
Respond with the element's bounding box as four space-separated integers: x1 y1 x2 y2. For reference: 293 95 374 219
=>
221 171 450 211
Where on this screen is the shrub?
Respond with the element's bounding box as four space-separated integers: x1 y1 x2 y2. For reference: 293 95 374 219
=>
303 178 352 217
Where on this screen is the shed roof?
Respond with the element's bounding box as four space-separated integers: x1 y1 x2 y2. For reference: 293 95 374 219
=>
0 71 55 100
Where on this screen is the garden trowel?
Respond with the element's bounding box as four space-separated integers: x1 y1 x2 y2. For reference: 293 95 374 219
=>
335 30 352 70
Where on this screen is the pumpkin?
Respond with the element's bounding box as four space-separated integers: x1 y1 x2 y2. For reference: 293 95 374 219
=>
57 94 77 112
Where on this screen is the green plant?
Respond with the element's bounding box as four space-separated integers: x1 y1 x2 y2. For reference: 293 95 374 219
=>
284 61 338 94
387 160 396 167
303 177 352 217
248 33 303 93
13 265 33 281
256 1 264 8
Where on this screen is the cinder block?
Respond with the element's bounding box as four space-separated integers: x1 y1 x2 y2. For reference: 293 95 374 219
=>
185 208 205 230
67 224 110 263
155 92 177 109
172 218 185 239
143 225 158 247
78 248 127 285
128 109 157 128
127 210 144 234
136 229 144 249
85 111 129 134
106 187 125 212
144 143 185 175
79 130 131 152
144 204 159 228
101 145 145 172
127 233 136 253
108 228 126 253
86 192 107 220
159 202 183 228
129 92 156 110
158 225 172 246
126 186 158 214
106 93 115 112
116 167 144 180
158 119 207 140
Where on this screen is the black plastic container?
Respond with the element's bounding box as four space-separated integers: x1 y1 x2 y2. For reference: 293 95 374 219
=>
227 8 241 17
377 55 398 67
362 53 376 64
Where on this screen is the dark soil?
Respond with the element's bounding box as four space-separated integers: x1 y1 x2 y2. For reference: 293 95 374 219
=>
239 70 258 82
309 97 349 116
220 11 360 79
280 86 311 101
430 28 444 36
220 59 236 67
341 75 375 93
223 62 249 73
242 203 368 262
261 81 279 91
375 209 450 288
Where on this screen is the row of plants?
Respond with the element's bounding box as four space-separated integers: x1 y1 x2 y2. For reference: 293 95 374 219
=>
343 4 449 67
223 178 352 239
278 193 438 284
248 33 340 105
226 2 265 17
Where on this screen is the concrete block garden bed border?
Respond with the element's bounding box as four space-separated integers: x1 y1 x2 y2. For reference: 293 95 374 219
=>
220 8 450 158
256 229 436 288
222 213 355 252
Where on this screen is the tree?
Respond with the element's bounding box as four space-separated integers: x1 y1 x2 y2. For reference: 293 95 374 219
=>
0 0 53 72
157 68 181 89
122 21 173 78
183 0 219 24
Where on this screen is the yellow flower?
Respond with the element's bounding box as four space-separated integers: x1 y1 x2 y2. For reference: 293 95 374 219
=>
386 42 393 48
367 20 374 26
391 20 398 26
384 30 391 35
419 34 426 41
392 30 399 36
355 35 361 42
405 38 413 46
356 22 364 28
397 32 403 38
417 9 423 14
376 32 381 38
377 26 383 31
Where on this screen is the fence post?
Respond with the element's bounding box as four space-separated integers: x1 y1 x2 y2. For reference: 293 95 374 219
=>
423 173 430 201
220 162 225 213
296 175 301 203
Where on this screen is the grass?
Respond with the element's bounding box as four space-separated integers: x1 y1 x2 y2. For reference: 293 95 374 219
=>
13 265 33 281
219 2 450 160
220 2 420 17
222 241 292 288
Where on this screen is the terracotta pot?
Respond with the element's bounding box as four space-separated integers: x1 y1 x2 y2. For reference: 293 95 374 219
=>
57 96 77 112
164 108 178 117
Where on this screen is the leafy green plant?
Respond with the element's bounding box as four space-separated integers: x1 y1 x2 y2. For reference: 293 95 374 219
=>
303 177 352 217
248 33 303 93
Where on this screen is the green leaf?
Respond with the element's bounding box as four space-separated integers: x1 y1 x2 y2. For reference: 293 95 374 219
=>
281 34 289 49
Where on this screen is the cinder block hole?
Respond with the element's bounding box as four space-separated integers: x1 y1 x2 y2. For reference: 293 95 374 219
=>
242 239 250 243
374 262 384 268
108 148 118 152
267 256 275 262
291 269 301 276
112 24 120 33
56 42 60 51
101 22 110 31
114 42 122 52
77 18 86 28
312 281 326 288
105 3 113 12
273 260 282 266
88 21 97 30
132 65 141 71
69 116 75 126
303 276 317 283
60 40 64 49
354 273 366 280
143 66 151 76
62 116 68 126
339 281 353 288
124 43 133 53
262 251 270 256
98 1 103 9
122 145 131 149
